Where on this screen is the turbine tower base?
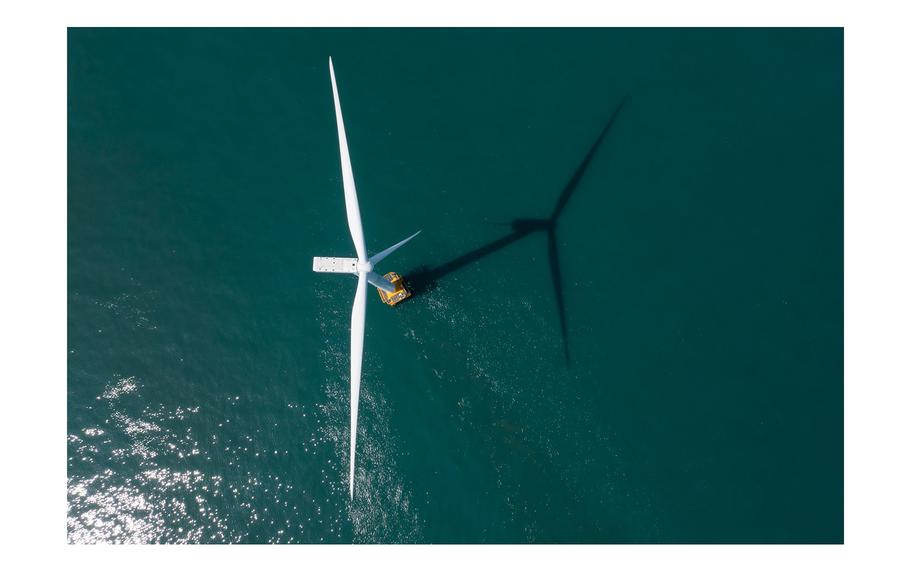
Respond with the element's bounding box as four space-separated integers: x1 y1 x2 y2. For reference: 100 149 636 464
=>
376 272 412 306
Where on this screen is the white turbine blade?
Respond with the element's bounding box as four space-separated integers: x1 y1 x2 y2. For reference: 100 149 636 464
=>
369 230 421 266
349 272 367 499
366 271 396 293
329 57 368 263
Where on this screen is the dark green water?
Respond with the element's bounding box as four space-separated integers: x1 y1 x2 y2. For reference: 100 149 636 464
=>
67 28 843 543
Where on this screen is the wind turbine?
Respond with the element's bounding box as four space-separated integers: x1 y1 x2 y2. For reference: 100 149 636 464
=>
312 57 421 499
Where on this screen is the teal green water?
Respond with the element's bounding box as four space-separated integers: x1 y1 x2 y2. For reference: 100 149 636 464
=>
67 28 843 543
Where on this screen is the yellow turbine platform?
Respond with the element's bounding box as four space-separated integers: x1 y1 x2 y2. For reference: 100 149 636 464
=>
376 272 412 306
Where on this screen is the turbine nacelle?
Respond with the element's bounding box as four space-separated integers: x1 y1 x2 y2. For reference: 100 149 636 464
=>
313 229 421 288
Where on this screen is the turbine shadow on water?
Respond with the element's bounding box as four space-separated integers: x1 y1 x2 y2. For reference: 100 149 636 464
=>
406 97 626 366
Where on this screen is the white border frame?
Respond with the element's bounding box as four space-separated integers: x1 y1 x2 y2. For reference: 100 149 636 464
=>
2 0 907 566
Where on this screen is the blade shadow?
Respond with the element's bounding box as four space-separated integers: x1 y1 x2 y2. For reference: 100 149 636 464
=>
406 97 626 366
550 96 626 222
547 229 569 364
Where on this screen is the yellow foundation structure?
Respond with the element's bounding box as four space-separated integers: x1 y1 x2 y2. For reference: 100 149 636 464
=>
376 272 412 306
